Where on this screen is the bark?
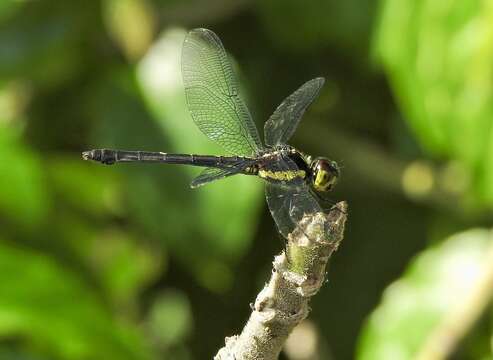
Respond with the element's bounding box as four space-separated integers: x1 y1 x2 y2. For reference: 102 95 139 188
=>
215 201 348 360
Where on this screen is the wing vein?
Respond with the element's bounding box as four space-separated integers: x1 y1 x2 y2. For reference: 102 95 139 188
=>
182 28 263 156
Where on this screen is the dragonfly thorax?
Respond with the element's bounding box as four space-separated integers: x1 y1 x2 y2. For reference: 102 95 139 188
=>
257 146 310 184
258 148 339 193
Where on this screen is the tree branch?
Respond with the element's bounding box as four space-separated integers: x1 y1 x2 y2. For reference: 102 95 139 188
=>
215 201 348 360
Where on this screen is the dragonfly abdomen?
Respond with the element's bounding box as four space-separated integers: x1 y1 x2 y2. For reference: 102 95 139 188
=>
82 149 249 168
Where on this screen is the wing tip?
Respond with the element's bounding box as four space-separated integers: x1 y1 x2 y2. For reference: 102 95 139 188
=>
187 28 218 42
189 28 208 35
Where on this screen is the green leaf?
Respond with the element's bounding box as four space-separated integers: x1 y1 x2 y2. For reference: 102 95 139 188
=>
89 229 165 306
47 156 121 217
357 228 493 360
0 241 153 360
0 347 49 360
0 125 49 227
375 0 493 205
0 0 22 23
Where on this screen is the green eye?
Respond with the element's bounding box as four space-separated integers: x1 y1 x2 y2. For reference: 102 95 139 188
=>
310 158 339 192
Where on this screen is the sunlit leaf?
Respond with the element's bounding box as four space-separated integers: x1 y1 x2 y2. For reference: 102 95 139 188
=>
375 0 493 205
147 289 193 349
102 0 156 61
0 241 153 360
0 80 31 123
357 229 493 360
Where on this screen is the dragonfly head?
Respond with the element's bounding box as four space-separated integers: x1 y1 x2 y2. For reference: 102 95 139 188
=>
310 157 339 192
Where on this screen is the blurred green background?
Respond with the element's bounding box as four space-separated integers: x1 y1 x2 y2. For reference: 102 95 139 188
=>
1 0 493 359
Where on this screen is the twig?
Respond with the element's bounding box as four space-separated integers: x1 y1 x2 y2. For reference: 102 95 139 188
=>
215 201 348 360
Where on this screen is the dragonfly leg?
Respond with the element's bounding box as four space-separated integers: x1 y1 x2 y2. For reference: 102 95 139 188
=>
312 190 347 215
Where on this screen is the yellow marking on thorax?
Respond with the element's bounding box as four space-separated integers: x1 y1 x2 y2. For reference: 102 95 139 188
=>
258 169 306 181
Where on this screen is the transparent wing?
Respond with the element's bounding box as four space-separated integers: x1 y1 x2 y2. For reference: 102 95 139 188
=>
264 157 325 238
190 166 243 188
182 28 263 156
190 168 241 188
264 77 325 147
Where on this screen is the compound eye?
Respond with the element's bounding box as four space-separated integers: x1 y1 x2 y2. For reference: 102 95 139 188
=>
312 161 338 192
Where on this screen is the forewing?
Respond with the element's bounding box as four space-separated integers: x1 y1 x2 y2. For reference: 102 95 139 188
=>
264 157 324 238
182 28 263 156
264 77 325 147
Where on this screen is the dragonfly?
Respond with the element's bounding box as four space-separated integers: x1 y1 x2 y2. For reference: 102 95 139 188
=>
82 28 340 239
